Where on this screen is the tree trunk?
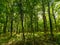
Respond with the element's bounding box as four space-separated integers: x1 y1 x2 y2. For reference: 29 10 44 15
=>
3 15 8 33
19 0 25 45
47 0 54 40
42 0 47 39
10 17 13 36
52 3 57 31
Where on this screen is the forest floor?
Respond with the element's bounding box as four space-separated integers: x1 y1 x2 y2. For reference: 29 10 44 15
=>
0 32 60 45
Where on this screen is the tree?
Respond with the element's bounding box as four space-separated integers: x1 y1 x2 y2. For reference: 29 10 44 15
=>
41 0 47 39
18 0 25 45
47 0 54 40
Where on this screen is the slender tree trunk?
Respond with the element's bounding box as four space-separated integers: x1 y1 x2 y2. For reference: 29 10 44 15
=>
10 16 13 36
10 5 14 36
30 1 35 45
47 0 54 40
30 13 35 45
35 14 38 32
36 15 38 32
42 0 47 39
16 22 19 34
3 15 8 33
0 23 2 34
19 0 25 45
52 3 57 31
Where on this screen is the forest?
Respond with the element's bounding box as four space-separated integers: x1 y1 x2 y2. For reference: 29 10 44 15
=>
0 0 60 45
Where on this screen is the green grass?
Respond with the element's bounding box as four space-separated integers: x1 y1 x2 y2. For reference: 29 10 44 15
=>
0 32 60 45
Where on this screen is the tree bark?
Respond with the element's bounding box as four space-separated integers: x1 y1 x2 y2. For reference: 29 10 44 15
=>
42 0 47 39
47 0 54 40
19 0 25 45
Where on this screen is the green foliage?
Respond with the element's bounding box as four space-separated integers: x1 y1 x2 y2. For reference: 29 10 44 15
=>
0 0 60 45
